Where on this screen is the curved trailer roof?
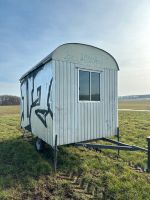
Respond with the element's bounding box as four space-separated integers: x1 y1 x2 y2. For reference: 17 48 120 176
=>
20 43 119 81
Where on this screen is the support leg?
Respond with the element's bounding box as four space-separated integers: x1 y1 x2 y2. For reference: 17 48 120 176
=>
147 137 150 172
54 135 58 172
117 127 120 157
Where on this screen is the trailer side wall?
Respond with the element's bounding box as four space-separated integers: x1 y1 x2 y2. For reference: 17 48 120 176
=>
20 61 54 146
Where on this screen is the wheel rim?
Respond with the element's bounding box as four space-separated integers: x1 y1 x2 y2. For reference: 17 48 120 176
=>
36 139 41 151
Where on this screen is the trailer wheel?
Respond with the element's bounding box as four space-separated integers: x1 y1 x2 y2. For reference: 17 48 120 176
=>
35 138 45 152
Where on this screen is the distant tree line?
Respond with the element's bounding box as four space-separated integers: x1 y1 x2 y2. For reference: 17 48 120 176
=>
0 95 20 105
119 94 150 100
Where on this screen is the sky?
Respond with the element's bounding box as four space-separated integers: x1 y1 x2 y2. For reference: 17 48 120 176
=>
0 0 150 96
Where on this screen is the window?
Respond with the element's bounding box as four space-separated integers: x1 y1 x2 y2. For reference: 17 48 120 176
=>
79 70 100 101
91 72 100 101
79 71 90 100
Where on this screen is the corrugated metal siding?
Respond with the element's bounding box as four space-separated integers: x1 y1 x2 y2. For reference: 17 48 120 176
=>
54 60 118 146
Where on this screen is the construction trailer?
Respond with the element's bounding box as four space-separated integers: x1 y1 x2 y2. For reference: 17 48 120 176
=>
20 43 150 172
20 43 119 146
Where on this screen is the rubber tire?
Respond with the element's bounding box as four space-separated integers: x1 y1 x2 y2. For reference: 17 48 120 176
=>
35 138 45 152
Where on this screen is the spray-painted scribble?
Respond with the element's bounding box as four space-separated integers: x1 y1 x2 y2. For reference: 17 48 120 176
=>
35 78 53 128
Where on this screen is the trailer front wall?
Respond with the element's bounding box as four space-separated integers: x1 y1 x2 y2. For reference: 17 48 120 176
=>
54 60 118 146
20 62 54 146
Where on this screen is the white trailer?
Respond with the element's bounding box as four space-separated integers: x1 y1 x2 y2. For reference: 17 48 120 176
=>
20 43 119 152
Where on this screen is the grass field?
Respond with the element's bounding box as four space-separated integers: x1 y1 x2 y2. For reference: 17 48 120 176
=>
0 104 150 199
119 99 150 110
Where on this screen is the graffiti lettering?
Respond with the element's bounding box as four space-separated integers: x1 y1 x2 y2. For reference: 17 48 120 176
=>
20 69 53 132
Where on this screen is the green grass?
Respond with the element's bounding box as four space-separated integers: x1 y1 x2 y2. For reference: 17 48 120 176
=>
1 104 150 199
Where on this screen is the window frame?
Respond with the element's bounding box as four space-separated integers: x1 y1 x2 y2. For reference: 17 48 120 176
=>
78 68 102 102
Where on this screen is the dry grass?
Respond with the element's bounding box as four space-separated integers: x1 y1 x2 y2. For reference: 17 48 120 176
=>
118 100 150 110
0 105 20 116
